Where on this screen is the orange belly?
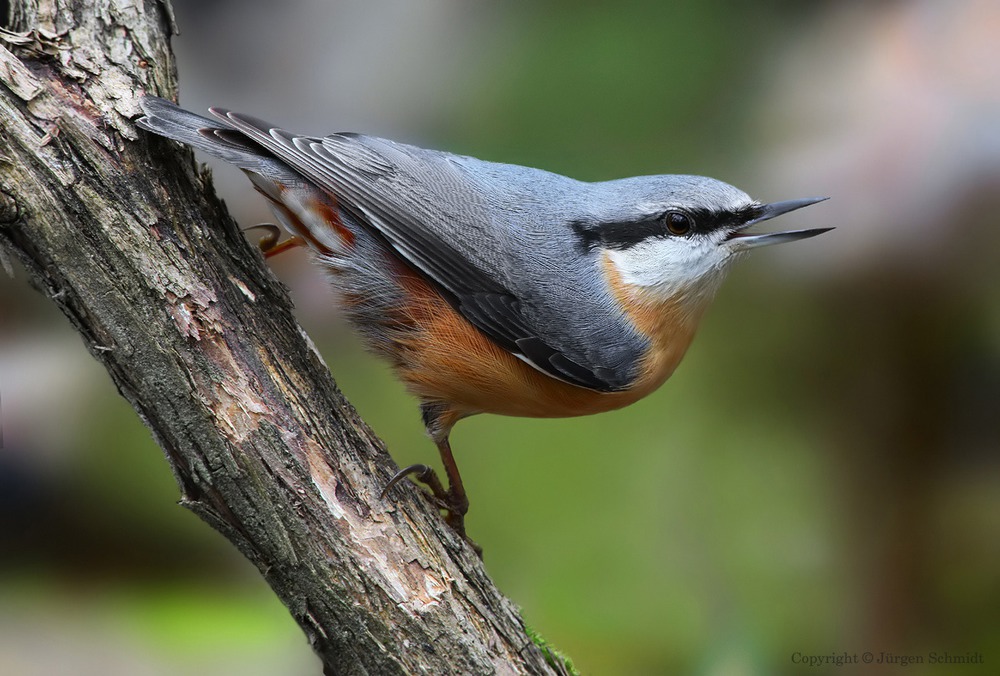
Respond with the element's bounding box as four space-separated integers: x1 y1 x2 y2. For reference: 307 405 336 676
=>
391 261 698 419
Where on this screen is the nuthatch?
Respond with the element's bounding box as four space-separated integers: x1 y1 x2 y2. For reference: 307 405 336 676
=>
137 96 829 549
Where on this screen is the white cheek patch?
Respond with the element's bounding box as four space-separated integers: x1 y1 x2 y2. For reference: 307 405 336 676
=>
606 236 733 300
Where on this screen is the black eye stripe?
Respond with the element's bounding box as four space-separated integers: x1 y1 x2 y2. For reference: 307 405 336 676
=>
687 206 761 231
596 220 666 249
570 218 662 252
571 205 761 252
571 218 669 251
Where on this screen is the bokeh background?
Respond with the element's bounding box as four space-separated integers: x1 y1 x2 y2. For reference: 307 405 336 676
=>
2 1 999 674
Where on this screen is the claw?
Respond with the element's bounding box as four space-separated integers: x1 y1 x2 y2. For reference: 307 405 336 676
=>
380 460 481 558
242 224 305 258
243 223 281 251
381 463 445 501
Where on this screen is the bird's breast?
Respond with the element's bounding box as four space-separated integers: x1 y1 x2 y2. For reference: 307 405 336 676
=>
389 256 700 419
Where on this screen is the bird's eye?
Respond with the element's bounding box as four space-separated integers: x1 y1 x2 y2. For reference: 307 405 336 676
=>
664 211 692 236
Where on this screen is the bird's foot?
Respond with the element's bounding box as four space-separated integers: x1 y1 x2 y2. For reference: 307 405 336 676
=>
381 464 482 557
242 223 305 258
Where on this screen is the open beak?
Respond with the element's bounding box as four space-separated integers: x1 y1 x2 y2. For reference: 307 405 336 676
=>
726 197 832 250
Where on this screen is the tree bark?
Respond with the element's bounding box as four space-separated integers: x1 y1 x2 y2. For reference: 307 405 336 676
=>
0 1 568 674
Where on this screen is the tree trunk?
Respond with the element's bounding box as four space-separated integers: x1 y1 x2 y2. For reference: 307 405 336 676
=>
0 1 568 674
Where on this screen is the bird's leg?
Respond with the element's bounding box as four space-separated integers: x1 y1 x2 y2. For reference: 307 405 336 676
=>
381 404 481 556
242 223 306 258
434 435 470 532
261 236 306 258
381 463 448 502
380 439 480 556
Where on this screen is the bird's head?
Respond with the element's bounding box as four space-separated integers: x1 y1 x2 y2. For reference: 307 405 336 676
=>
576 175 829 309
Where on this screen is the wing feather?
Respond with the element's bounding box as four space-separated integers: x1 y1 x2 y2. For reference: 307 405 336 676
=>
214 109 633 391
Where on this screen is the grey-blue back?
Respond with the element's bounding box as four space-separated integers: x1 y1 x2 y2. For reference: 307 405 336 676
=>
138 97 651 391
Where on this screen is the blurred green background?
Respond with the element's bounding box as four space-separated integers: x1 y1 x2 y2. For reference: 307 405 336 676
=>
2 1 999 674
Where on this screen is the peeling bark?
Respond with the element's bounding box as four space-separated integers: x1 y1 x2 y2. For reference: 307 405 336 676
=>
0 1 569 674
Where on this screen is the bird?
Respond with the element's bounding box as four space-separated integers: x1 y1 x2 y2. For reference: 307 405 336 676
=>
136 95 829 551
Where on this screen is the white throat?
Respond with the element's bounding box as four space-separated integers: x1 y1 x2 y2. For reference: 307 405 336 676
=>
604 237 735 305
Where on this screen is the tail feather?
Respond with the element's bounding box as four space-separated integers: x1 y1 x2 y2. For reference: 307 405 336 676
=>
137 96 358 256
137 96 283 176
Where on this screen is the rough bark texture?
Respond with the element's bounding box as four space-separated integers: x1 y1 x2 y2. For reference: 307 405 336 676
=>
0 2 568 674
